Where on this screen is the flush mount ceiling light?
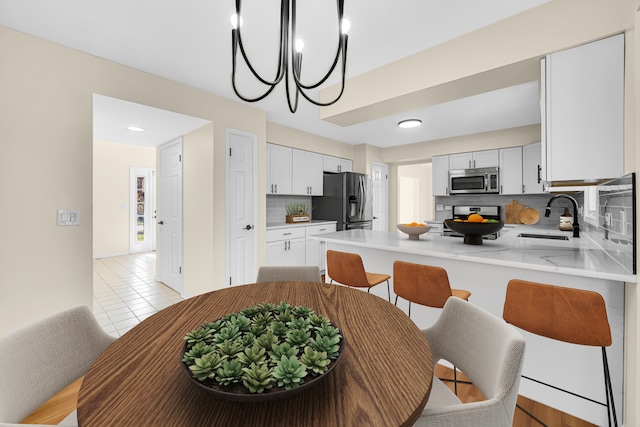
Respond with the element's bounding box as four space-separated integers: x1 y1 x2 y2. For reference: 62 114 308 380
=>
126 126 145 132
398 119 422 129
231 0 350 113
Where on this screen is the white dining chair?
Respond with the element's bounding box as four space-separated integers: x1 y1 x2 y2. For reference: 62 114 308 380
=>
413 297 526 427
0 305 116 426
255 265 322 283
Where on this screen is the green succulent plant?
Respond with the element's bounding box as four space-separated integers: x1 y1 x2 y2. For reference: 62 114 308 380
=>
252 312 273 327
182 341 216 366
242 363 275 394
202 319 225 333
286 328 312 348
237 343 267 366
240 306 261 318
216 339 243 358
274 309 294 323
273 355 308 389
213 324 241 343
269 342 299 362
250 323 268 336
255 330 279 350
308 313 331 328
189 353 227 382
258 302 276 313
269 321 288 338
287 317 311 331
315 324 342 340
216 359 244 386
274 301 292 314
227 314 252 332
184 327 213 347
300 346 331 375
292 305 314 317
310 335 341 360
238 332 256 347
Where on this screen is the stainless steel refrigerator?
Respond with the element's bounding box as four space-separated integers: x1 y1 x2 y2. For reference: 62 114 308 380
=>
312 172 372 230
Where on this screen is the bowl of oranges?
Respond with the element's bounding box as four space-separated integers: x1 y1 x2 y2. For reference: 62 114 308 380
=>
397 222 432 240
444 213 504 245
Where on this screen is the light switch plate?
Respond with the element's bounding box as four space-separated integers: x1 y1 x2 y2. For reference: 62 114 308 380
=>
57 209 80 226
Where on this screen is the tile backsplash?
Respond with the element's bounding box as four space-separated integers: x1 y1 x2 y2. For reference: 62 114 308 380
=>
267 195 312 224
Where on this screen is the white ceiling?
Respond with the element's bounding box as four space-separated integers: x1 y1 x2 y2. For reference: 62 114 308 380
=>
0 0 549 148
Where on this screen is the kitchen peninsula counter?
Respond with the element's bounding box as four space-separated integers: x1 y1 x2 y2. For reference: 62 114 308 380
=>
310 227 635 282
310 227 630 426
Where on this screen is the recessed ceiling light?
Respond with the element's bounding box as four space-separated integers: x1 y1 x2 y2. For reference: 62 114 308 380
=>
398 119 422 129
127 126 145 132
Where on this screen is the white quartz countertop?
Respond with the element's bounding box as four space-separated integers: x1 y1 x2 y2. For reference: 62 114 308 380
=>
310 226 636 283
266 220 337 230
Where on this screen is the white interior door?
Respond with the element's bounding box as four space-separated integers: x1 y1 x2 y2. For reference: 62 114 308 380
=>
226 129 257 286
129 167 156 254
157 139 183 294
371 162 389 231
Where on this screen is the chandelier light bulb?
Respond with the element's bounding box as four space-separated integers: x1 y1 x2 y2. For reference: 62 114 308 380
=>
341 18 351 35
230 14 243 29
294 39 305 53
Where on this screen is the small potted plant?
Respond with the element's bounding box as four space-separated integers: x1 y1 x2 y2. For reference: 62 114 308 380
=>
285 203 310 223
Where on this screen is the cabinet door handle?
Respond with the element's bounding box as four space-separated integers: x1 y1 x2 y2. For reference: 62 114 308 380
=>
287 241 291 250
319 228 326 231
283 232 292 236
275 184 278 193
309 186 312 194
537 165 542 184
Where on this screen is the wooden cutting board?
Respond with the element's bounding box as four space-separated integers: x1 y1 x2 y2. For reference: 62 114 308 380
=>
505 200 524 224
520 207 540 224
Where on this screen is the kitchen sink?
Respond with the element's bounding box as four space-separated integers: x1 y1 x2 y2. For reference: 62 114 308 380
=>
517 233 569 241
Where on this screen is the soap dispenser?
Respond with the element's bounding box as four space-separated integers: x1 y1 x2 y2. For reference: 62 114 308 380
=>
559 207 573 231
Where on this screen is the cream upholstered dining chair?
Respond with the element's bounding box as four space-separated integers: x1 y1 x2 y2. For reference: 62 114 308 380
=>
414 297 525 427
0 305 116 426
256 266 322 283
326 250 391 301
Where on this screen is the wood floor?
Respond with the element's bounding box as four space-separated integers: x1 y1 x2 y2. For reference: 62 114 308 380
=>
435 365 598 427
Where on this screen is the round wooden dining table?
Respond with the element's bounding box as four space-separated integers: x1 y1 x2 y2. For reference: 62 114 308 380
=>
78 281 433 426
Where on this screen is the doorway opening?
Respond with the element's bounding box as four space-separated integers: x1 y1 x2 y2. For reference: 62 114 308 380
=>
397 163 433 224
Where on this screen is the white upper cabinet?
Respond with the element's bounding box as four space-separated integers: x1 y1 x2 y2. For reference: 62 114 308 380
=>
267 143 292 195
522 142 545 194
323 155 352 173
432 155 449 196
449 149 498 170
499 147 523 195
541 34 624 183
292 149 323 196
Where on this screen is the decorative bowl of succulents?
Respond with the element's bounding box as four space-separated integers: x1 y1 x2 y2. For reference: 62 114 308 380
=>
181 301 343 402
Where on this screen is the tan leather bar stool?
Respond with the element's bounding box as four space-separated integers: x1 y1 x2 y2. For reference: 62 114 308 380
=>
503 279 618 427
392 260 471 317
393 260 471 394
326 250 391 302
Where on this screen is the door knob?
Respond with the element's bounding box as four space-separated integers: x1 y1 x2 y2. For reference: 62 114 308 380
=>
245 225 253 230
158 221 164 225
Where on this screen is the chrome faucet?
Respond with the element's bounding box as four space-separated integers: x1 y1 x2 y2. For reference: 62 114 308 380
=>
545 194 580 238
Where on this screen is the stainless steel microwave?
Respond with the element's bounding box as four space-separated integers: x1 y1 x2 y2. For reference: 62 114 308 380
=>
448 167 500 194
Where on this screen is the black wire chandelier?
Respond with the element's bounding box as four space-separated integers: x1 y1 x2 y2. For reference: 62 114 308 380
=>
231 0 350 113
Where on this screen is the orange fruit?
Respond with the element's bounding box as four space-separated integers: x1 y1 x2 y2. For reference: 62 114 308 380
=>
467 213 484 223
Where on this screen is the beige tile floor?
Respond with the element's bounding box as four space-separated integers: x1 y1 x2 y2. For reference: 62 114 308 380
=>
93 252 184 337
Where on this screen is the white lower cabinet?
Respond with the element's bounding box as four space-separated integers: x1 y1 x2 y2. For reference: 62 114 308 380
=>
266 223 337 270
305 223 337 272
265 227 306 266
